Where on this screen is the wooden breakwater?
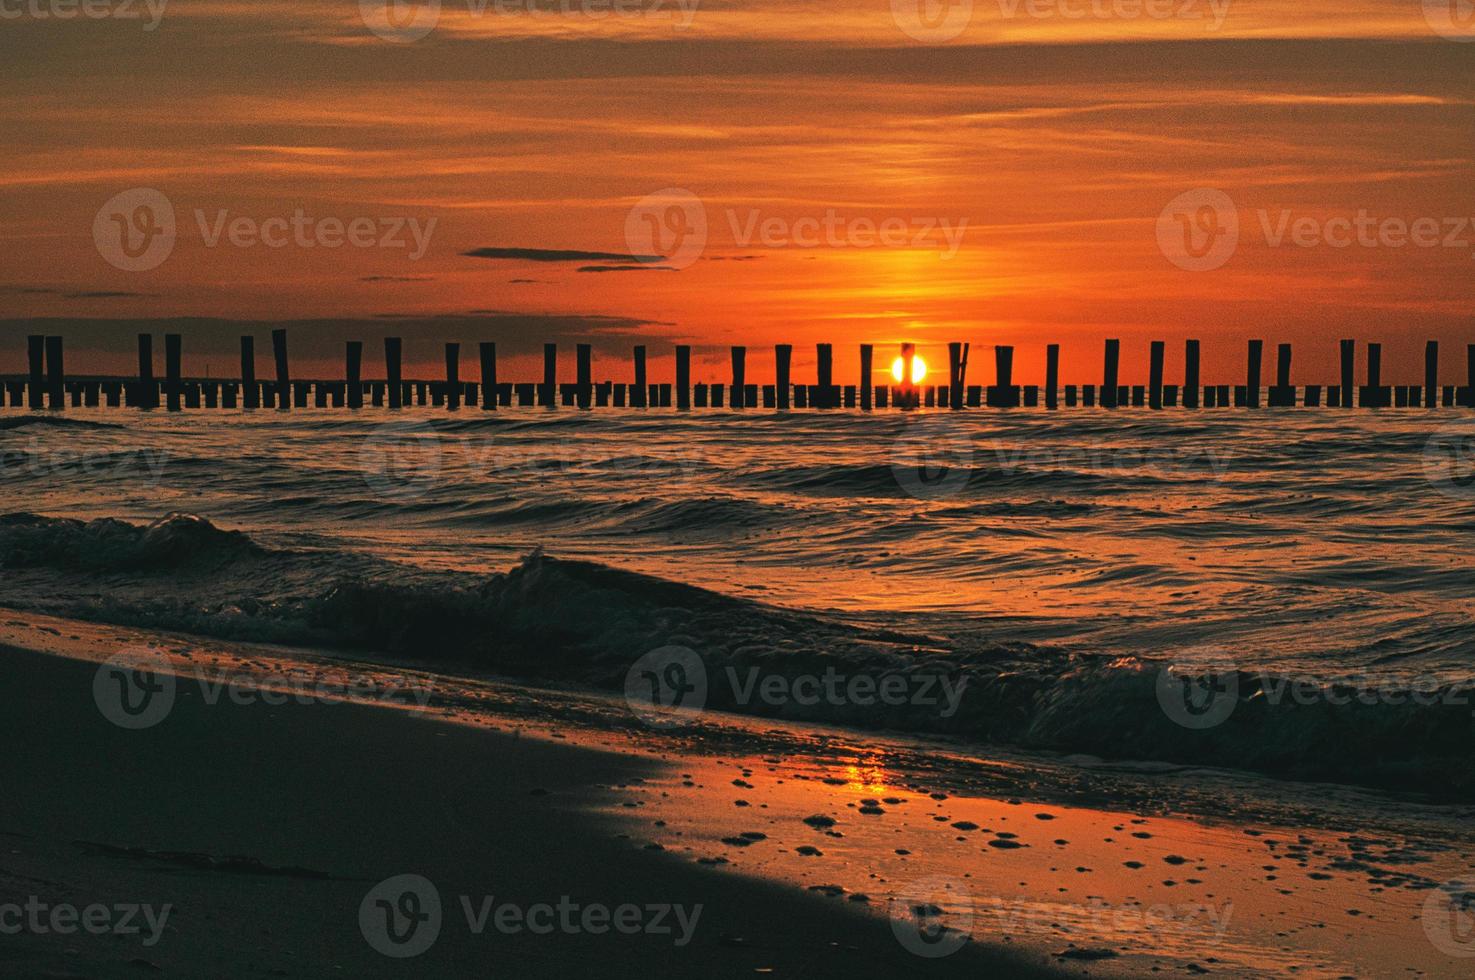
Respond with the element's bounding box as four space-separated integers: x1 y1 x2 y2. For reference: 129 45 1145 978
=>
2 333 1473 411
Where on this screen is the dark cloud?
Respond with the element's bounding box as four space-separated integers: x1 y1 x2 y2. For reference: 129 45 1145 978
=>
358 276 435 283
3 286 152 299
463 247 663 263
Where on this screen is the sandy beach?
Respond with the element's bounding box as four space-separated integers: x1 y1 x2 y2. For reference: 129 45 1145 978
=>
4 610 1474 978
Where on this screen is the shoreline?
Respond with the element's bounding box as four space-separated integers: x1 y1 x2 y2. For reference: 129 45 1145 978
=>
3 612 1475 976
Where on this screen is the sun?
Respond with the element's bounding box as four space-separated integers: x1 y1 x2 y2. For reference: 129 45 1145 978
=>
890 355 927 384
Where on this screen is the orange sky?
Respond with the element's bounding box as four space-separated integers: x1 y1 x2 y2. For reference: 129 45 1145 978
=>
2 0 1473 382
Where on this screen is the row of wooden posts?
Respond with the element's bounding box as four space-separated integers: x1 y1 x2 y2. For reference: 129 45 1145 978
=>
4 332 1474 411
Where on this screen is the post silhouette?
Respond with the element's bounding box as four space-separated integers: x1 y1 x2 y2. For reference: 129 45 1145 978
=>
1183 339 1201 409
1045 344 1059 410
543 343 557 408
1247 340 1263 408
271 329 290 410
165 334 182 412
775 344 792 410
576 343 592 409
989 345 1017 407
45 336 64 410
240 337 258 409
1425 341 1439 410
1102 339 1120 409
676 345 691 409
632 345 647 408
480 342 497 411
1270 343 1294 407
445 343 461 410
385 337 403 409
948 342 969 410
859 344 873 410
1340 339 1355 408
1149 341 1165 410
731 346 746 409
26 335 44 409
346 341 363 409
817 343 834 408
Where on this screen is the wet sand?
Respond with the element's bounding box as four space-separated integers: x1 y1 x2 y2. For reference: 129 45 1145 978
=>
2 610 1473 977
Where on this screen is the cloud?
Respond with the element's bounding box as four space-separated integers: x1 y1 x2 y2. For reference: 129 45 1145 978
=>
359 275 435 283
576 264 677 273
463 247 664 263
2 286 152 299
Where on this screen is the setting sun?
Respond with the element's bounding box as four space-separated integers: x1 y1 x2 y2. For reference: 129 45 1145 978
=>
890 355 927 384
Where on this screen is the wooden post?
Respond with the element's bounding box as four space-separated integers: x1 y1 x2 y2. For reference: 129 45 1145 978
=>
1364 342 1384 408
1269 343 1294 407
164 333 182 411
1184 339 1201 409
1045 344 1059 410
1149 341 1164 410
775 344 792 410
384 337 403 409
859 344 873 411
271 328 290 409
238 336 258 409
45 336 64 410
1102 339 1120 409
1465 344 1475 407
542 343 557 408
899 343 916 410
444 343 461 410
624 344 643 408
730 346 747 409
576 343 592 409
478 342 497 412
345 341 363 409
131 333 156 410
1340 339 1355 408
988 345 1017 408
1246 339 1263 408
1425 341 1439 410
26 335 44 409
817 343 833 409
676 345 691 409
948 342 968 410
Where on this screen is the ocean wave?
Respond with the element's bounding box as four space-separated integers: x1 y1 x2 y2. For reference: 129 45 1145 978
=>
3 512 1473 799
